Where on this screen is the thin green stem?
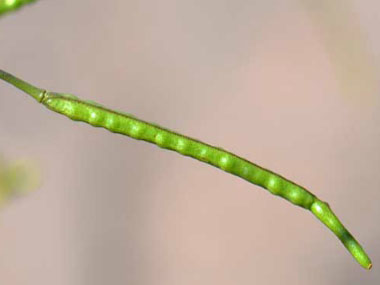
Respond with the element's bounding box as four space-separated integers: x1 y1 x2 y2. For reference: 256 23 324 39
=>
0 69 372 270
0 69 45 102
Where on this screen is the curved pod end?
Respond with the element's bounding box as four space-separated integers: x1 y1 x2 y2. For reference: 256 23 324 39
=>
311 199 372 270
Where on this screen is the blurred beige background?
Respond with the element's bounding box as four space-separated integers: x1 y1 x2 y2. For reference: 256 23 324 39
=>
0 0 379 284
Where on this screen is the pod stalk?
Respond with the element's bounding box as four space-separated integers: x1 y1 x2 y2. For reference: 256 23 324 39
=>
0 69 45 102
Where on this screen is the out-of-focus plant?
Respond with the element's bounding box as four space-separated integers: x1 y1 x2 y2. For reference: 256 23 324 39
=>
0 156 40 207
0 0 37 17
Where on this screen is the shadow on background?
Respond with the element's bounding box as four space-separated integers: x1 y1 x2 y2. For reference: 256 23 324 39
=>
301 0 379 103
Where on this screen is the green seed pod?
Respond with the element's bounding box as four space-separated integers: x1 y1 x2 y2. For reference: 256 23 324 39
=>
0 69 372 270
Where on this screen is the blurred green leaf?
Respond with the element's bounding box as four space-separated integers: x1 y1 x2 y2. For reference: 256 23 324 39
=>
0 155 40 207
0 0 37 17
